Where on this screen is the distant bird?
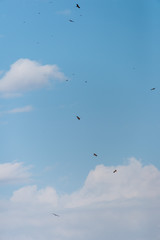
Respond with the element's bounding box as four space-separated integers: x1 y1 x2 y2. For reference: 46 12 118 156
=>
93 153 97 157
52 213 60 217
76 3 80 8
113 170 117 173
150 88 155 90
85 81 87 83
69 19 74 22
76 116 80 120
66 79 69 81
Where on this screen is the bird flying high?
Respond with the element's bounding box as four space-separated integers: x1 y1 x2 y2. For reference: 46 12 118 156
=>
76 3 80 8
52 213 60 217
150 88 155 90
76 116 80 120
113 170 117 173
93 153 97 157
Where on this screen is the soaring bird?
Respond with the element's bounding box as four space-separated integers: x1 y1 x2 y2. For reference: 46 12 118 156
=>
76 3 80 8
76 116 80 120
52 213 60 217
69 19 74 22
93 153 97 157
113 170 117 173
150 88 155 90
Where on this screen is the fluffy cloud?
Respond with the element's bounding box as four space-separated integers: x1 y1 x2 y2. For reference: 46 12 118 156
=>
0 59 67 96
10 158 160 207
11 185 58 205
7 105 33 114
0 162 31 184
0 158 160 240
62 158 160 208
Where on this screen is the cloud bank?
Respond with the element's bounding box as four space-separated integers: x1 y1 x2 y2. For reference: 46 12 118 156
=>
0 158 160 240
0 59 67 96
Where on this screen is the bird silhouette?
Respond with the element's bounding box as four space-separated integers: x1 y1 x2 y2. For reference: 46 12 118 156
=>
69 19 74 22
150 88 155 90
52 213 60 217
76 116 80 120
93 153 97 157
76 3 80 8
113 170 117 173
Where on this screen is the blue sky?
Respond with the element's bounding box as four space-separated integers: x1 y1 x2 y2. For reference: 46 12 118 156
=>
0 0 160 239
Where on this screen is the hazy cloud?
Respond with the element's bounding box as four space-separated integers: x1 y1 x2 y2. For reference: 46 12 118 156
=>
7 105 33 114
57 9 71 15
0 162 31 184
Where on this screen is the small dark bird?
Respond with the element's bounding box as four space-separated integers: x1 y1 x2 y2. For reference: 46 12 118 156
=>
76 116 80 120
76 3 80 8
93 153 97 157
150 88 155 90
113 170 117 173
52 213 60 217
69 19 74 22
66 79 69 81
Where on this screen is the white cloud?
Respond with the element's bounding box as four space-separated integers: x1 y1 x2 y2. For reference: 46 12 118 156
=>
7 105 33 114
62 158 160 208
10 158 160 206
11 185 58 205
0 162 31 184
0 158 160 240
0 59 67 96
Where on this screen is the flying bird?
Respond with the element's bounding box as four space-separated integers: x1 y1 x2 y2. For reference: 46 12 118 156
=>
69 19 74 22
76 116 80 120
93 153 97 157
52 213 60 217
150 88 155 90
76 3 80 8
113 170 117 173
